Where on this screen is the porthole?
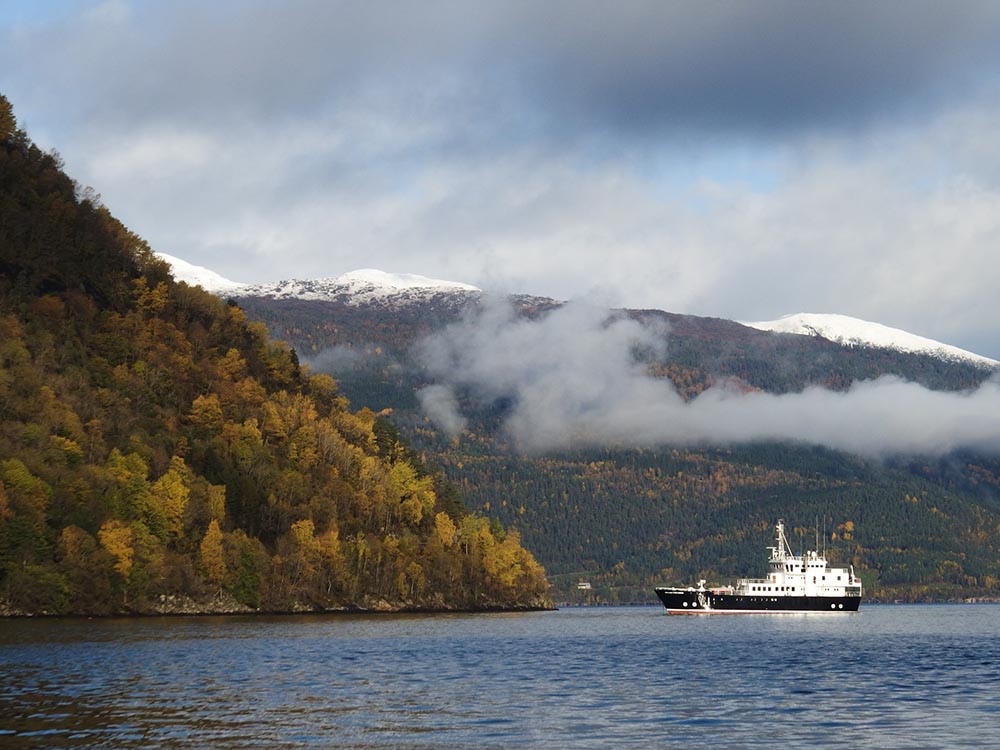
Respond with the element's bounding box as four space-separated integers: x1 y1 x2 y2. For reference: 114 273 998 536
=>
830 603 836 609
838 603 843 609
682 602 688 607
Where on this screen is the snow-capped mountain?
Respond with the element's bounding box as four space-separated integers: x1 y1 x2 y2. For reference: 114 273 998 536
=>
156 252 247 294
156 253 481 308
157 253 996 368
743 313 998 368
237 269 481 307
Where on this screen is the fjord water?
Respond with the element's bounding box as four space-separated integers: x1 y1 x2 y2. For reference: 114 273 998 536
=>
2 605 998 749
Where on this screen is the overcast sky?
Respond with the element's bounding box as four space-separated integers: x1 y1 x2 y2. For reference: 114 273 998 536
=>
3 0 1000 357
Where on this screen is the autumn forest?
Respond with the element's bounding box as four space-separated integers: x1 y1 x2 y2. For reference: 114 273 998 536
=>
0 95 550 615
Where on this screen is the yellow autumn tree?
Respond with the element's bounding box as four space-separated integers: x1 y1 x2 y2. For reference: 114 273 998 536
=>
104 450 151 521
288 424 319 468
206 484 226 524
285 518 321 593
149 456 190 541
132 278 169 315
399 561 426 599
483 529 522 595
389 461 435 525
434 511 457 547
189 393 224 433
218 348 247 381
317 526 347 598
57 525 114 612
261 401 288 444
199 519 227 586
98 519 134 578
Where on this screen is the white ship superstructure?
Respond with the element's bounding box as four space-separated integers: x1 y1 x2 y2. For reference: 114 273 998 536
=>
730 520 862 600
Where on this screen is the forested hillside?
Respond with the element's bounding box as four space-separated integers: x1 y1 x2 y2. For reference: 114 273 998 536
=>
408 431 1000 602
0 95 550 615
232 256 1000 604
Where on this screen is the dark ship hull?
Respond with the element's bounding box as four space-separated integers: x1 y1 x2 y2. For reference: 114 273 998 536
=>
655 587 861 614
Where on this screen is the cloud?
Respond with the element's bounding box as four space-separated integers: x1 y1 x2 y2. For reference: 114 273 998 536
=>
512 1 1000 137
3 1 1000 358
302 345 363 373
9 1 1000 138
417 384 467 437
415 299 1000 457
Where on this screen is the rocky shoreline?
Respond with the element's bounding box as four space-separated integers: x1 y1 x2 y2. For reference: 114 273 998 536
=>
0 592 555 618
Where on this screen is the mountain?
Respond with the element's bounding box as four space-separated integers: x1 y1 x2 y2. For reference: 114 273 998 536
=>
158 253 998 370
148 255 1000 603
238 269 481 308
155 252 247 295
0 95 550 616
744 312 998 368
159 253 483 310
13 91 998 610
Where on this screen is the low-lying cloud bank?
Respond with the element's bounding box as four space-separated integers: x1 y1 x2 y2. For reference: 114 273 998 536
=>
415 300 1000 457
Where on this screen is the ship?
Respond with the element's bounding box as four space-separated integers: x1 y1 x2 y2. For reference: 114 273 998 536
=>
654 520 862 614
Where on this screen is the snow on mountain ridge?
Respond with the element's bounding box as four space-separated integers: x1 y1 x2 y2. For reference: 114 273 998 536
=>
743 313 998 368
156 252 246 293
156 253 996 368
338 269 480 292
236 271 481 306
156 252 481 307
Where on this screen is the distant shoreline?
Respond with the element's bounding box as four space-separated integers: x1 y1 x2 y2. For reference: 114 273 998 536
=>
5 597 998 618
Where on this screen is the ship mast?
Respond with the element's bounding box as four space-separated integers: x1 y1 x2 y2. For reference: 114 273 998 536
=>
771 519 795 561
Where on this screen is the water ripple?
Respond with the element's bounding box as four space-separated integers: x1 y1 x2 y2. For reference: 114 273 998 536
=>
2 606 1000 748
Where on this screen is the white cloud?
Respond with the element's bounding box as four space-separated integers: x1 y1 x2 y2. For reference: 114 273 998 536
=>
416 300 1000 457
89 128 217 181
417 385 467 437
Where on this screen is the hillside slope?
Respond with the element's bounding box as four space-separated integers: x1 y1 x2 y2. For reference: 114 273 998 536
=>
0 94 549 615
227 284 1000 603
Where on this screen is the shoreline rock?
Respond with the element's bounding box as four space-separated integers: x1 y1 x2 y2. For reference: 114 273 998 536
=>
0 593 555 619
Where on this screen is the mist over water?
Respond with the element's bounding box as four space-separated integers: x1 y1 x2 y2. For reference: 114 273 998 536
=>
416 299 1000 456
